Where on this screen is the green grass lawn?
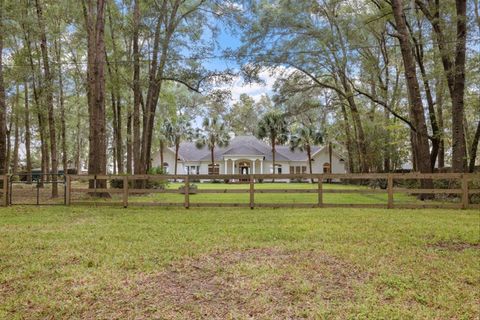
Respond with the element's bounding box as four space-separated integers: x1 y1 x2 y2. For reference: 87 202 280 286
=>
0 206 478 319
71 182 439 206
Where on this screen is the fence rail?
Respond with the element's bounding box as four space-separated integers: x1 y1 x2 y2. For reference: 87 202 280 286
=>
2 173 479 209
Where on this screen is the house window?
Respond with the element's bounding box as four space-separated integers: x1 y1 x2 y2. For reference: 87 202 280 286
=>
292 166 307 174
186 166 199 174
208 164 219 175
270 164 282 174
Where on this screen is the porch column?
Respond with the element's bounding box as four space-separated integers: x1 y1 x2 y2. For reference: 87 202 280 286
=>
260 159 263 174
252 159 255 174
224 159 228 174
231 160 235 174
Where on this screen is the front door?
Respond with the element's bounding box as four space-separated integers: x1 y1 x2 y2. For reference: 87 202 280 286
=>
238 161 250 182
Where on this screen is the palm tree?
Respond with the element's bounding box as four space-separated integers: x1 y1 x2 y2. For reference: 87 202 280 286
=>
157 121 169 173
290 126 323 182
165 118 193 175
256 112 288 179
195 117 230 175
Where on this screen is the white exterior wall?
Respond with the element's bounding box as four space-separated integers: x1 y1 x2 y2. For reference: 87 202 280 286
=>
152 147 347 175
310 148 346 173
151 149 178 173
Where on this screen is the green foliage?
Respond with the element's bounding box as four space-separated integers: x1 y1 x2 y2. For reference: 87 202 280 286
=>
224 93 265 135
256 111 289 145
289 126 323 152
195 116 230 163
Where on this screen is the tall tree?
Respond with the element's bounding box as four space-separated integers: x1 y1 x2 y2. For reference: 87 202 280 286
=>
195 117 230 174
36 0 58 196
166 118 193 176
415 0 468 172
83 0 107 190
256 112 289 178
290 126 323 182
390 0 433 194
132 0 141 177
0 1 6 175
54 40 67 172
24 80 32 183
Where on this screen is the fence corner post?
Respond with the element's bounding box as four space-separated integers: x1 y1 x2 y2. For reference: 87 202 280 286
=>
317 174 323 208
250 174 254 209
461 174 469 210
66 175 71 206
123 176 129 208
387 174 394 209
184 175 190 209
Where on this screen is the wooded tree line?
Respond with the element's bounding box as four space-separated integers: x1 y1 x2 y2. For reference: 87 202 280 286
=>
0 0 225 184
0 0 478 196
234 0 479 174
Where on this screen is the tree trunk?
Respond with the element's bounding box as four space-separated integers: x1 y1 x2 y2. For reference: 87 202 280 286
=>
416 0 468 172
36 0 58 197
307 145 313 183
37 42 50 183
436 72 445 169
132 0 142 176
0 4 7 175
75 100 82 174
411 29 440 170
175 143 179 175
24 80 32 183
339 100 355 173
450 0 468 172
271 135 276 182
23 27 46 186
107 5 123 174
160 140 164 172
55 40 68 172
469 119 480 172
126 102 132 174
339 75 369 173
210 146 215 175
392 0 433 195
6 118 11 173
84 0 108 195
384 109 391 172
11 85 19 174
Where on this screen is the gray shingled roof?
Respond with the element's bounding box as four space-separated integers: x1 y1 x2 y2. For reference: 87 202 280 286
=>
175 135 323 162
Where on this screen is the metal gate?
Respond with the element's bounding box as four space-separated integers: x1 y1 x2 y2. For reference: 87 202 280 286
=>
9 173 66 205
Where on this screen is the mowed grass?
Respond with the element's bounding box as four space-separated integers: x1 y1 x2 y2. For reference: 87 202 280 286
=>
0 206 478 319
72 182 429 205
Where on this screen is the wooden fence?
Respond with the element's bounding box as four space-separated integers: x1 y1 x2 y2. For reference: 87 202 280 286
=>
62 173 479 209
1 173 479 209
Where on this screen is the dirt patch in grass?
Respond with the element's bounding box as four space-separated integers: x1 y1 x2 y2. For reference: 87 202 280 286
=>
428 241 480 251
84 248 367 319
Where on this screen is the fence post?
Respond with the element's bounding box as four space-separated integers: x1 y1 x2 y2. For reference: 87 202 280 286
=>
317 175 324 208
3 175 8 207
123 176 129 208
184 175 189 209
250 174 254 209
461 174 469 210
65 175 71 206
387 174 394 209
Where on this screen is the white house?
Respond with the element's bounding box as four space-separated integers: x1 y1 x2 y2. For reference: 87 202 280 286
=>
152 135 347 176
